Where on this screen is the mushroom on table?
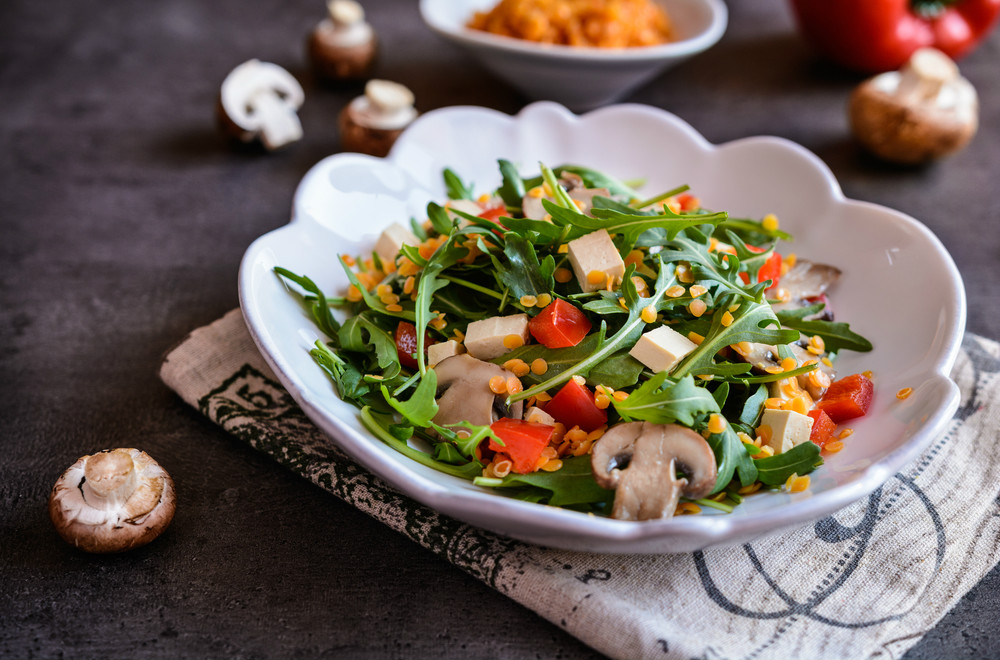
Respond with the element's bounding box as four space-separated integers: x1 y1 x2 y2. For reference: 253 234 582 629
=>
217 59 305 151
307 0 377 81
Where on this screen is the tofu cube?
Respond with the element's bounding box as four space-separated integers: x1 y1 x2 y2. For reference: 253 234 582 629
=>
374 222 419 265
567 228 625 292
427 340 464 367
759 409 815 455
463 314 530 360
445 199 483 227
523 406 556 426
628 325 698 373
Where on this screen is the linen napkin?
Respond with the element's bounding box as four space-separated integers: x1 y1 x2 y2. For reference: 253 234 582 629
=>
160 309 1000 660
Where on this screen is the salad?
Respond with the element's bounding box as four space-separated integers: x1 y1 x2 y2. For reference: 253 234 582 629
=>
276 161 874 521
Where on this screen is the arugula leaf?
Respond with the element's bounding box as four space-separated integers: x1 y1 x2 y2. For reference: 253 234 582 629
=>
309 341 371 406
361 407 483 480
497 159 526 208
672 298 799 378
339 259 416 321
431 421 500 459
738 384 768 427
754 442 823 485
338 312 401 379
413 236 467 373
661 235 764 302
774 305 873 353
718 217 794 243
490 232 556 304
443 168 474 200
556 165 643 199
495 333 644 390
611 372 719 425
381 369 438 427
477 456 613 507
706 427 759 493
273 267 341 339
426 202 455 235
586 350 645 390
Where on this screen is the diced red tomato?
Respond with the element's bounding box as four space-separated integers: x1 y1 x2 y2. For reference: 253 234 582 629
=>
477 204 507 224
527 298 592 349
489 418 554 474
807 409 838 448
393 321 435 371
676 193 700 212
816 373 874 423
739 245 782 290
543 378 607 432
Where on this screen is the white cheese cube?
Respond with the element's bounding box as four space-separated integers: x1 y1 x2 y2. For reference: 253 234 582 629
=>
523 406 556 426
567 228 625 292
427 340 464 367
628 325 698 373
374 222 419 265
445 199 483 227
759 409 815 455
463 314 530 360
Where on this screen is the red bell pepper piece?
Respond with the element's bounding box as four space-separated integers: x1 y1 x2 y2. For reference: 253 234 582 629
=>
393 321 435 371
816 373 875 423
788 0 1000 73
807 409 838 448
527 298 592 349
544 378 607 432
738 246 782 291
489 418 554 474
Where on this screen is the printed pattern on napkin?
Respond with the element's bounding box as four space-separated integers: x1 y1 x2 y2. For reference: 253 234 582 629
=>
160 309 1000 660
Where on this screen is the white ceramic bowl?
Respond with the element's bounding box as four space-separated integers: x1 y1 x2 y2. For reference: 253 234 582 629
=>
239 102 965 554
419 0 727 110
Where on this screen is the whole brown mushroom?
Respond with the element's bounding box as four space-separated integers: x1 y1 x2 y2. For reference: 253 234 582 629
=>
339 79 418 157
307 0 377 81
49 448 176 553
849 48 978 165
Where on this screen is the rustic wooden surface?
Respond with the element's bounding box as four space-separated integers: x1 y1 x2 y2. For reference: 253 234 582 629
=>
2 0 998 657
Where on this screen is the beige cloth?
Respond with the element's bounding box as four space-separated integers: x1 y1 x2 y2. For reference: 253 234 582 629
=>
161 309 1000 660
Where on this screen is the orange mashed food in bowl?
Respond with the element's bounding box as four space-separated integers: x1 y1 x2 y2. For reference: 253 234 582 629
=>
467 0 673 48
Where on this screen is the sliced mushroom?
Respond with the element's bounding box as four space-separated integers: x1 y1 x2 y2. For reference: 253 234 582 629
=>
49 448 176 553
431 354 523 430
522 171 610 220
217 59 305 151
307 0 377 81
591 422 716 521
769 259 841 319
338 79 417 157
849 48 978 164
732 341 836 397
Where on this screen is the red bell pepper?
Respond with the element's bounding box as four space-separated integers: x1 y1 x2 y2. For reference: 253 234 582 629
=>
527 298 592 349
807 409 838 448
489 418 554 474
393 321 434 371
788 0 1000 73
816 373 875 423
544 378 608 432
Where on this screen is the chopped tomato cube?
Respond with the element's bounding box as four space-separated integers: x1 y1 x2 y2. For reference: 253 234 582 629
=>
807 409 837 448
816 373 874 423
739 245 782 291
393 321 434 370
676 193 700 211
528 298 592 349
489 418 554 474
543 378 607 432
477 204 507 224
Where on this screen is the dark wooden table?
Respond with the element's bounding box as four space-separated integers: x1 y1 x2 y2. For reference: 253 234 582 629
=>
3 1 998 657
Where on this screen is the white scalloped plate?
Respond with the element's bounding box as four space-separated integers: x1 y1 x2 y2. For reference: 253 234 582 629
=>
239 102 966 554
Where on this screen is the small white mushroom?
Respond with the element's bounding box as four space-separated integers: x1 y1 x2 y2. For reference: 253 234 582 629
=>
338 79 418 157
217 59 305 151
849 48 978 164
49 448 176 553
307 0 377 81
591 422 717 521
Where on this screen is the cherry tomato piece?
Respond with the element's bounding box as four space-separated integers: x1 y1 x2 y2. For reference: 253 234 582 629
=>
807 409 838 448
544 378 607 432
528 298 592 349
816 373 874 423
393 321 434 371
489 418 555 474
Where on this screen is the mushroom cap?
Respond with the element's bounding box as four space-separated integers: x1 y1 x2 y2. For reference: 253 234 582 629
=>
308 25 377 80
591 422 717 521
49 448 176 554
849 48 978 164
431 354 524 431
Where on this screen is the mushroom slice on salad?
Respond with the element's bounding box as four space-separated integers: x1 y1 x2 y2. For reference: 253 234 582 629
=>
769 259 841 319
591 422 717 521
431 354 524 430
521 171 610 221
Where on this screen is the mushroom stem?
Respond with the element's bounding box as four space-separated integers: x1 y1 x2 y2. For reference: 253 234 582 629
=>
896 48 958 104
252 91 304 151
82 449 139 511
